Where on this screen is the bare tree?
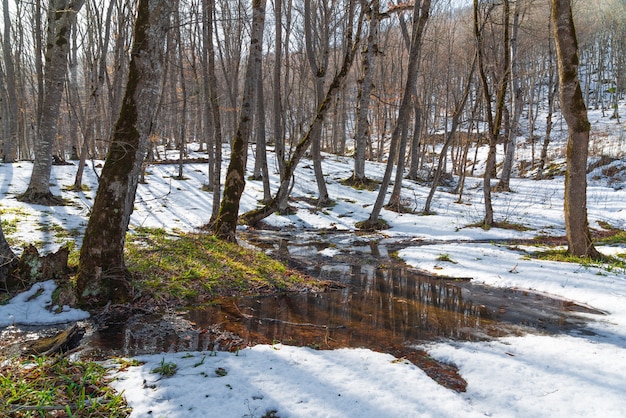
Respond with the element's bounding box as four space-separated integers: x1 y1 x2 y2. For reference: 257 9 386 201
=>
358 0 431 230
0 218 16 283
303 0 332 205
202 0 224 224
495 0 524 192
212 0 267 242
241 0 362 226
1 0 19 162
474 0 509 227
77 0 171 306
351 0 381 185
551 0 602 259
21 0 85 204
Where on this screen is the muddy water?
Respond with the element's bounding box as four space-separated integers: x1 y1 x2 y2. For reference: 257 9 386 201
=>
85 231 602 359
1 231 605 391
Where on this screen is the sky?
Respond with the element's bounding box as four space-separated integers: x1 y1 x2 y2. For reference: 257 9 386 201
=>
1 105 626 416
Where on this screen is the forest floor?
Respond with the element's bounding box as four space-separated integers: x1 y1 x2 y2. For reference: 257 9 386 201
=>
1 106 626 416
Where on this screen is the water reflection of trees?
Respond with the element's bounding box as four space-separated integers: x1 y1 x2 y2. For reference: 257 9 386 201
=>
230 265 487 349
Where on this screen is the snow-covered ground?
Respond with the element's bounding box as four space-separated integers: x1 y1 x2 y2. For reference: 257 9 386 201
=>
1 107 626 416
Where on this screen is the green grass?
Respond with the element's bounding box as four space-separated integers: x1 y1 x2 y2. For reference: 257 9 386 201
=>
125 228 322 304
597 230 626 245
436 253 457 263
0 355 130 417
530 248 626 274
467 220 532 231
151 358 177 377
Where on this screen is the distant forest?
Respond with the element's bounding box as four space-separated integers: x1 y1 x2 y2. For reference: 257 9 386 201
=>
1 0 623 173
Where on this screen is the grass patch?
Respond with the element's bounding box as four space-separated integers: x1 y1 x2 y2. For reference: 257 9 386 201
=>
0 355 130 417
436 253 457 264
151 358 177 377
340 176 380 191
62 184 91 192
125 228 322 304
530 248 626 274
467 220 532 231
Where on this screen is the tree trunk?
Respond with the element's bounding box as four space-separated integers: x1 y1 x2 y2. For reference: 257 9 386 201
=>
0 218 17 284
536 36 558 180
252 70 271 203
273 0 285 183
496 1 522 192
212 0 266 242
21 0 85 204
551 0 602 259
304 0 330 206
424 53 476 214
77 0 170 307
2 0 19 163
474 0 510 227
241 2 362 226
73 0 115 190
359 0 431 230
201 0 224 224
352 0 380 184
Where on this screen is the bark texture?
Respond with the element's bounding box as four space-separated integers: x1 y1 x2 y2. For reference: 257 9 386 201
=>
551 0 601 258
213 0 266 242
22 0 85 204
76 0 169 306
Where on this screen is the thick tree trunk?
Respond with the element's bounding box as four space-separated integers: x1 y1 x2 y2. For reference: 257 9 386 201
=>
22 0 85 204
77 0 170 306
552 0 602 259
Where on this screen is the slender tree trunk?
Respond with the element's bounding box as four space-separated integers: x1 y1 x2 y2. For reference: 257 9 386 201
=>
252 71 271 203
304 0 330 205
273 0 285 180
175 3 187 180
496 1 522 192
77 0 170 306
241 1 362 226
73 0 115 190
352 0 380 184
212 0 266 242
203 0 224 224
359 0 431 230
552 0 602 259
424 53 476 214
2 0 19 163
474 0 510 227
22 0 85 204
536 37 558 180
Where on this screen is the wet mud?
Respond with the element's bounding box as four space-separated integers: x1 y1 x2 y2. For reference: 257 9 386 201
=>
1 231 606 392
